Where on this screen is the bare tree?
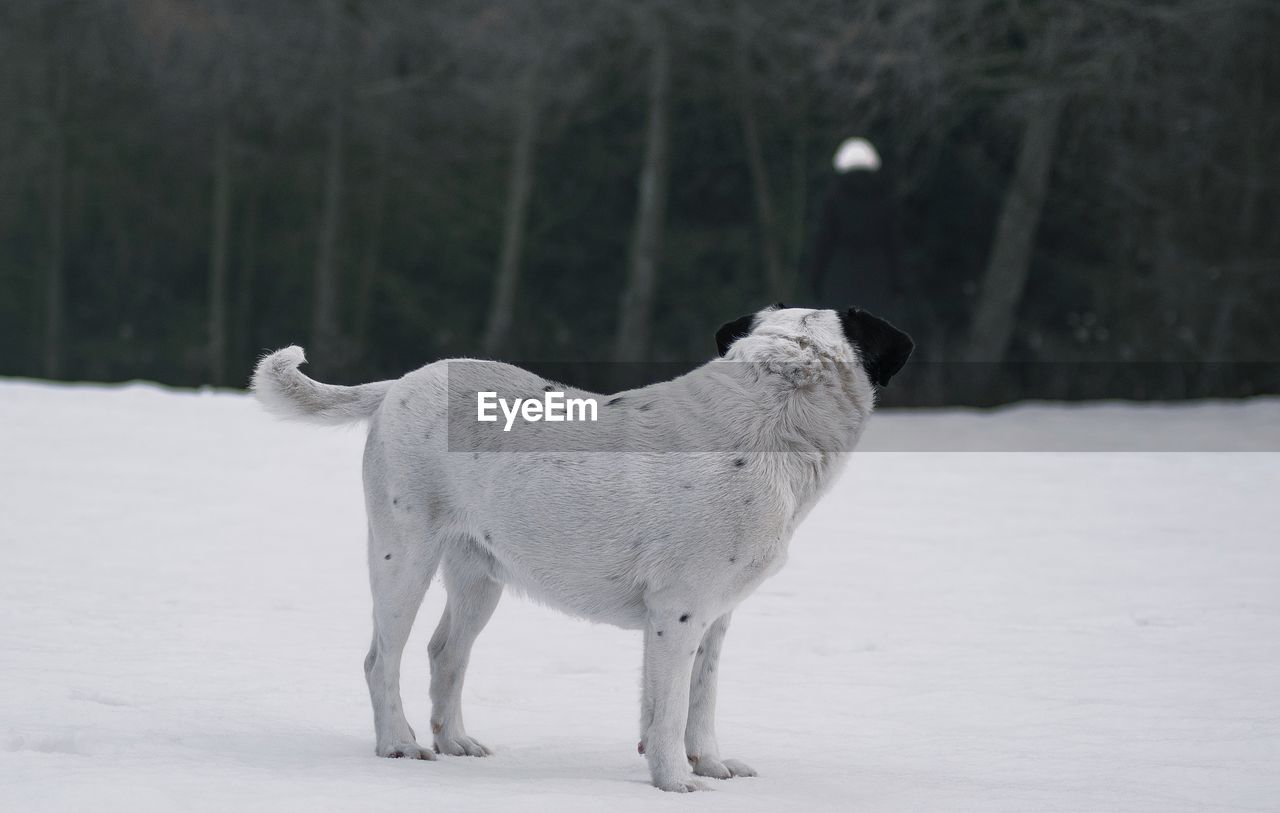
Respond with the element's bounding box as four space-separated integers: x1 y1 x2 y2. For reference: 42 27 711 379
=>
614 13 671 363
459 0 605 359
206 87 233 385
128 0 263 384
964 87 1065 363
311 0 347 371
964 16 1067 364
233 182 260 373
482 60 541 357
43 62 68 379
352 127 389 362
733 3 787 299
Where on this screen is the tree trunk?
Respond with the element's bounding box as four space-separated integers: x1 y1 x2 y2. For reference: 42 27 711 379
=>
482 64 541 359
206 115 232 386
44 67 68 380
965 18 1067 367
788 87 810 270
964 89 1064 363
353 129 389 362
234 184 260 379
311 0 346 371
733 7 786 298
613 20 670 364
1201 55 1264 391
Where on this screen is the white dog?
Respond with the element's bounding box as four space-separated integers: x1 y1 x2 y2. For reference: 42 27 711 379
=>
252 305 912 792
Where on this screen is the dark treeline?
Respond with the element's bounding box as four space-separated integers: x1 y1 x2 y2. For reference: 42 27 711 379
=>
1 0 1277 404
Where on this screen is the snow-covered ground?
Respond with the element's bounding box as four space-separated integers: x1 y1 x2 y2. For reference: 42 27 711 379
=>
2 379 1278 812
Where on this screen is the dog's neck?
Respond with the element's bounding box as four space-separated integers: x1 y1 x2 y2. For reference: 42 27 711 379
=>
646 338 872 530
710 334 876 452
690 349 867 534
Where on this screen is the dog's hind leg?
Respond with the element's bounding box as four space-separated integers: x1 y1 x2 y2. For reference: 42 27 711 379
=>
428 546 502 756
685 613 756 779
365 520 442 760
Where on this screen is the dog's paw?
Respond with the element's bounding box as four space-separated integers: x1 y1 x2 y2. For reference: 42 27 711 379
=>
691 755 757 779
654 775 709 793
434 734 492 757
377 742 436 760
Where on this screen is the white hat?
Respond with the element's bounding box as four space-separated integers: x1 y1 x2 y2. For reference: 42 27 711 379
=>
833 137 881 173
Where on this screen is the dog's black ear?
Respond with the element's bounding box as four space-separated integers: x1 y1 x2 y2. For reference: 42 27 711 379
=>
839 308 914 386
715 313 757 356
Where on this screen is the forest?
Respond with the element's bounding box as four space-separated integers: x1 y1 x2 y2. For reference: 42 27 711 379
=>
1 0 1276 404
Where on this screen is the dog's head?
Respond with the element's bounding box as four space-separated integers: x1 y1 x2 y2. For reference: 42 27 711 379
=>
715 304 914 388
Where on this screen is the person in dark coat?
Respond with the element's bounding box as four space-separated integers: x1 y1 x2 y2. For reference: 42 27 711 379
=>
804 138 905 317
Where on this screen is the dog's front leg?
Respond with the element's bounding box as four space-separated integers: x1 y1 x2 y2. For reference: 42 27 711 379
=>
685 613 757 779
640 609 706 792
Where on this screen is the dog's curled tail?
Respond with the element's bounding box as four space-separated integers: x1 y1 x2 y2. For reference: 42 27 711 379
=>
252 346 392 425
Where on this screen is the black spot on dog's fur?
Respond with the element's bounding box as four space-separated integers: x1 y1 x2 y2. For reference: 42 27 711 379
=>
679 614 689 623
544 384 555 392
384 554 392 560
607 397 623 406
392 497 399 506
656 630 663 637
483 531 492 543
733 458 746 468
743 496 753 505
728 556 737 564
